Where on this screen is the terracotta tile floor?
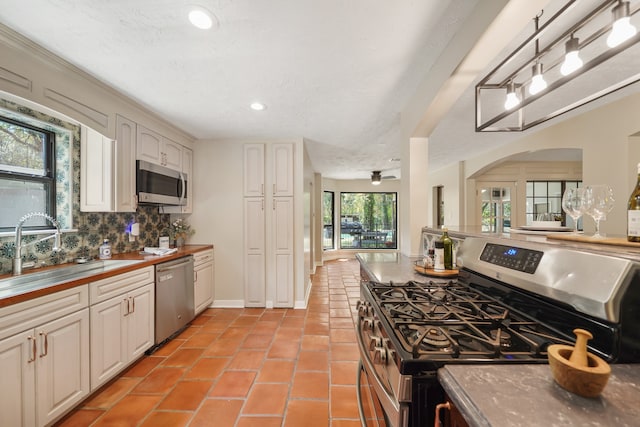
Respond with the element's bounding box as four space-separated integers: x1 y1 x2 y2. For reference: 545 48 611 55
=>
56 258 362 427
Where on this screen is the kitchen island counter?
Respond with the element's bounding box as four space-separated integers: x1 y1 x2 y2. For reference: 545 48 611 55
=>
438 364 640 427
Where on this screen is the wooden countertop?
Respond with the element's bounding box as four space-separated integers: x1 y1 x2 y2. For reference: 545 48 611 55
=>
0 245 213 308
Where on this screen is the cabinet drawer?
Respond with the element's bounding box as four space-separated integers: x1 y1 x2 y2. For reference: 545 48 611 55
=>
0 285 89 341
194 249 214 266
90 266 154 305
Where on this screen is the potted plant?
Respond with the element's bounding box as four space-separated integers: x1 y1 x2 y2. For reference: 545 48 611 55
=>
170 218 195 247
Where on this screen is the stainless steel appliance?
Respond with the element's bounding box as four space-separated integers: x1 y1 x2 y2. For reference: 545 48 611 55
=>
154 256 195 345
136 160 188 206
356 236 640 427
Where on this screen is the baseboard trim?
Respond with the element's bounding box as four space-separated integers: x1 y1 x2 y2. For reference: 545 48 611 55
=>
211 300 245 308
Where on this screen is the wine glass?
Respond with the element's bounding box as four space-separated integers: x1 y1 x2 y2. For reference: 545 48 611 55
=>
582 185 615 238
561 187 584 233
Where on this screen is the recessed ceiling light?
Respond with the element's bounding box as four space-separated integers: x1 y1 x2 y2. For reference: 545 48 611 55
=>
250 102 266 111
188 7 214 30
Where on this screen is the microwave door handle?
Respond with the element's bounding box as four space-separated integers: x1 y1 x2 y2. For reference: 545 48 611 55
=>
178 172 186 205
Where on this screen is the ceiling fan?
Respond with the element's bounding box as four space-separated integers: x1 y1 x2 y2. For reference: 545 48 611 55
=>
371 170 397 185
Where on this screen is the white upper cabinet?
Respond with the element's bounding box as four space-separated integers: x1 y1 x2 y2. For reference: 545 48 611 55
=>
114 115 137 212
243 144 265 197
80 126 113 212
80 118 137 213
271 143 294 197
136 125 182 171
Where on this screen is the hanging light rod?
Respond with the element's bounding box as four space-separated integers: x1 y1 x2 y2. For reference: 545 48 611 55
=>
476 0 640 132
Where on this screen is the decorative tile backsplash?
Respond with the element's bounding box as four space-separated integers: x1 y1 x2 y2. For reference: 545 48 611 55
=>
0 98 171 274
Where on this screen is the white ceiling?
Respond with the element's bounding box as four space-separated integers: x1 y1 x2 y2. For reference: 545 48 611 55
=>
0 0 638 179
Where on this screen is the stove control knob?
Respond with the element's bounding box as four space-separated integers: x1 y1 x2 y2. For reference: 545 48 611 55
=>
373 347 388 365
357 301 372 317
363 318 374 331
369 336 382 350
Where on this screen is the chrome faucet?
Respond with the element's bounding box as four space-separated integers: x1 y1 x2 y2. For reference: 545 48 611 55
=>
13 212 62 275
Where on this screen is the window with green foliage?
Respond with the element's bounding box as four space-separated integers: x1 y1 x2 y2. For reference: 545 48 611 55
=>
0 115 56 230
340 192 397 249
323 191 334 250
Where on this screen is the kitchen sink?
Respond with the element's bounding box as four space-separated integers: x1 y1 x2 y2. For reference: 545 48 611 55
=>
0 259 143 298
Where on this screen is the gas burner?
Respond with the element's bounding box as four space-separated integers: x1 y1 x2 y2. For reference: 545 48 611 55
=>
421 328 450 348
490 329 512 348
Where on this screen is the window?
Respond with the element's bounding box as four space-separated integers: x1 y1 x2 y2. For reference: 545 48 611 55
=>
340 192 397 249
323 191 334 250
526 180 582 226
0 115 56 230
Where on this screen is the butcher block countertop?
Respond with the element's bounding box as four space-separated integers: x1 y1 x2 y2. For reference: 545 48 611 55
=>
0 244 213 307
439 364 640 427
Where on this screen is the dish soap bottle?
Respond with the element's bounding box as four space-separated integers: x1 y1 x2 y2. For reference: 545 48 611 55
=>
99 239 112 259
441 227 453 270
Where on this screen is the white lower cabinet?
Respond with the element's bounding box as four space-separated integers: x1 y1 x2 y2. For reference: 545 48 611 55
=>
0 306 90 427
194 250 214 315
89 269 155 391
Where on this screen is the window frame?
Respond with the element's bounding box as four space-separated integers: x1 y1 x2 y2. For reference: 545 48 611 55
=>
525 180 581 226
339 191 398 250
323 191 335 250
0 114 56 231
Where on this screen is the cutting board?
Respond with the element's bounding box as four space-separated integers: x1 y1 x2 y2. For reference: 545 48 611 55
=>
413 262 459 277
546 233 640 248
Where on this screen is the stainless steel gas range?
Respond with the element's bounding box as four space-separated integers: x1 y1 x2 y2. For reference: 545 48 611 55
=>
356 237 640 427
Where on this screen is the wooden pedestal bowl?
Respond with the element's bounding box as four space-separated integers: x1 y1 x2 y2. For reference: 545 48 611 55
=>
547 328 611 398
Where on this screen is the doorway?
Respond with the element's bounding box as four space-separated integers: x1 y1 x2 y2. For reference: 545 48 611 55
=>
477 182 516 232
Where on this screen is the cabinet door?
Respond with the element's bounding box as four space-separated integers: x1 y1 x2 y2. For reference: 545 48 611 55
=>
163 138 183 171
244 197 266 307
36 309 90 427
127 283 154 360
164 147 193 214
90 296 127 390
244 144 265 197
272 197 294 307
271 143 294 197
114 115 137 212
136 126 163 164
194 261 214 314
0 330 36 427
80 126 113 212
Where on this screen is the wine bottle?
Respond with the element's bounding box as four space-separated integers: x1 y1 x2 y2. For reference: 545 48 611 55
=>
441 227 453 270
628 162 640 242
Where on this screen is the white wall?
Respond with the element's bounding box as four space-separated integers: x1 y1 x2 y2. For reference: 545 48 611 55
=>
445 92 640 236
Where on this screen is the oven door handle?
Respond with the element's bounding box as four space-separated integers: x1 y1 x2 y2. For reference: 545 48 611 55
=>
356 325 403 426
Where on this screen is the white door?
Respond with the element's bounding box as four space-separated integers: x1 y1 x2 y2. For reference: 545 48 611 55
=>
114 115 137 212
244 144 265 197
0 330 36 427
272 197 294 307
477 182 517 232
127 284 155 360
90 296 127 390
271 143 294 197
244 197 266 306
162 138 183 171
194 261 214 314
37 309 90 427
136 126 163 164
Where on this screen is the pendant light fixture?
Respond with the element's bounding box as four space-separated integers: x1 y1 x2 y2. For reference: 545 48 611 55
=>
607 0 637 47
476 1 640 132
560 35 583 76
528 14 547 96
504 81 521 110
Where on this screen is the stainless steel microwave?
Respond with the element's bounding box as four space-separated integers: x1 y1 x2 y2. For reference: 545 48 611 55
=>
136 160 188 206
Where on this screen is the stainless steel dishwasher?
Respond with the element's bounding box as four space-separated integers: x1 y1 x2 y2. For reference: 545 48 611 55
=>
154 256 195 345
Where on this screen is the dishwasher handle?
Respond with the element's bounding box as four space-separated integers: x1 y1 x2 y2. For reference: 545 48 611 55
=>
156 256 194 273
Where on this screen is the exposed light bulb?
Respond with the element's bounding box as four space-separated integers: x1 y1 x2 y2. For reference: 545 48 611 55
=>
188 8 213 30
607 17 637 47
560 37 583 76
371 179 381 186
607 1 637 48
504 82 520 110
528 63 547 95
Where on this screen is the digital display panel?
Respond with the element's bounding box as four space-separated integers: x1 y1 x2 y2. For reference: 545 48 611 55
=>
480 243 543 274
504 248 518 257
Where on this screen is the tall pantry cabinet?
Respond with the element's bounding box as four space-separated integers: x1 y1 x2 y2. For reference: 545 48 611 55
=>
243 143 295 308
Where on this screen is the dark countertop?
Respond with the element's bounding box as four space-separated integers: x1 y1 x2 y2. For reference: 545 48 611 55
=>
439 364 640 427
0 244 213 308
